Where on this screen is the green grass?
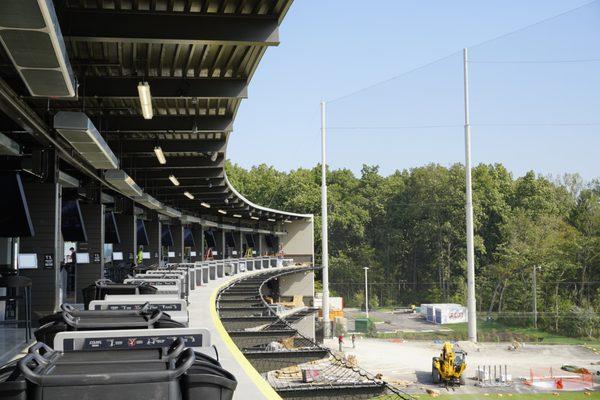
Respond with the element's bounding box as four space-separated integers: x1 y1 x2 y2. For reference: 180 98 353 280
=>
372 319 600 349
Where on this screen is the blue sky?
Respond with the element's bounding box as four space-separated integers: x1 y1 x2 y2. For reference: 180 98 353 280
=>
228 0 600 181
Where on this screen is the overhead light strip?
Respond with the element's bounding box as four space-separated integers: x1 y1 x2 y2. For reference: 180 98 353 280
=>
138 82 153 119
184 191 194 199
153 146 166 164
169 175 180 186
200 202 211 208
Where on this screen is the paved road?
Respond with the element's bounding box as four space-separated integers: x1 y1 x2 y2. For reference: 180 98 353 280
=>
345 308 448 332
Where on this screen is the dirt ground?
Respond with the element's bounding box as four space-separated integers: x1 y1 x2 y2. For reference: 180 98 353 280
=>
323 338 600 395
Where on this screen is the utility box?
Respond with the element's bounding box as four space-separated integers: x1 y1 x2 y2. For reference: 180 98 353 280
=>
354 318 372 333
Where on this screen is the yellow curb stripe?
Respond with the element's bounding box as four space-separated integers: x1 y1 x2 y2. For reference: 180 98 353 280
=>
209 276 282 400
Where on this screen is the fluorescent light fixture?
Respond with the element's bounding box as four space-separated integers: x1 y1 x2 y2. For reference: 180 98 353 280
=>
210 152 218 162
200 202 211 208
267 218 276 222
233 214 242 218
217 209 227 215
184 191 194 199
104 170 143 197
153 146 166 164
54 112 119 169
250 216 259 221
138 82 153 119
134 193 162 210
169 175 180 186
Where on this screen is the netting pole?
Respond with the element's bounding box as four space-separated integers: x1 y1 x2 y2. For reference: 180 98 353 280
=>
321 100 331 338
463 48 478 343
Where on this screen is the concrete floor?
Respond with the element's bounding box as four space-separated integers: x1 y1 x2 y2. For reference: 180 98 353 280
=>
188 264 296 400
323 338 600 396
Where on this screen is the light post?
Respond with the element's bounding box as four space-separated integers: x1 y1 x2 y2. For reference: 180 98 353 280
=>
463 48 477 342
533 265 541 329
320 101 331 337
364 266 370 319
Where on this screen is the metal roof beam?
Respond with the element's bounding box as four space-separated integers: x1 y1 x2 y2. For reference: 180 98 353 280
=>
98 115 232 132
108 139 226 154
124 155 224 169
137 169 224 179
61 9 280 46
81 77 248 99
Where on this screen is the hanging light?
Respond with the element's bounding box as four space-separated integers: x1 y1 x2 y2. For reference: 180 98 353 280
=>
200 202 211 208
267 218 276 222
137 82 153 120
153 146 166 164
184 191 194 199
250 216 259 220
217 209 227 215
233 214 242 218
169 175 180 186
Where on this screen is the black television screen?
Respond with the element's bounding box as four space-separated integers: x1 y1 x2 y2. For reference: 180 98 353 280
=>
137 219 149 246
0 173 34 237
204 230 216 248
104 212 120 244
161 225 174 247
245 233 256 248
61 199 87 242
265 234 277 248
225 232 236 248
184 228 195 247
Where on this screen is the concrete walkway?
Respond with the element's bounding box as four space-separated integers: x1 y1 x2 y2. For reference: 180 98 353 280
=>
187 266 287 400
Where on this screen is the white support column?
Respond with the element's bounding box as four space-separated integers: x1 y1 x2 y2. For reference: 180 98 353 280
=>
321 100 330 337
364 266 369 319
463 48 477 342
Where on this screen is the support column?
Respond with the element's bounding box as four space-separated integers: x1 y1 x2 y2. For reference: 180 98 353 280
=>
214 229 224 260
192 226 203 262
172 222 184 263
258 233 264 256
238 231 244 258
20 181 61 318
114 202 136 266
77 203 105 303
145 215 161 267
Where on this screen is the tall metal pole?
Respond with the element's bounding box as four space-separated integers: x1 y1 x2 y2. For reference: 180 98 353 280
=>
532 265 538 329
463 48 477 342
321 101 331 337
364 266 369 319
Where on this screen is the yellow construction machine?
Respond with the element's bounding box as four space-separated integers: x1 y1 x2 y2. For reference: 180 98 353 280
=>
431 342 467 386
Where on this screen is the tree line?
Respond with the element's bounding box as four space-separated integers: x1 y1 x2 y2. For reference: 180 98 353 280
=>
227 162 599 338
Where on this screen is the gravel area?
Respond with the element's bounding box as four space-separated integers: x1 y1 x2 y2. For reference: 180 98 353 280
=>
323 338 600 395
